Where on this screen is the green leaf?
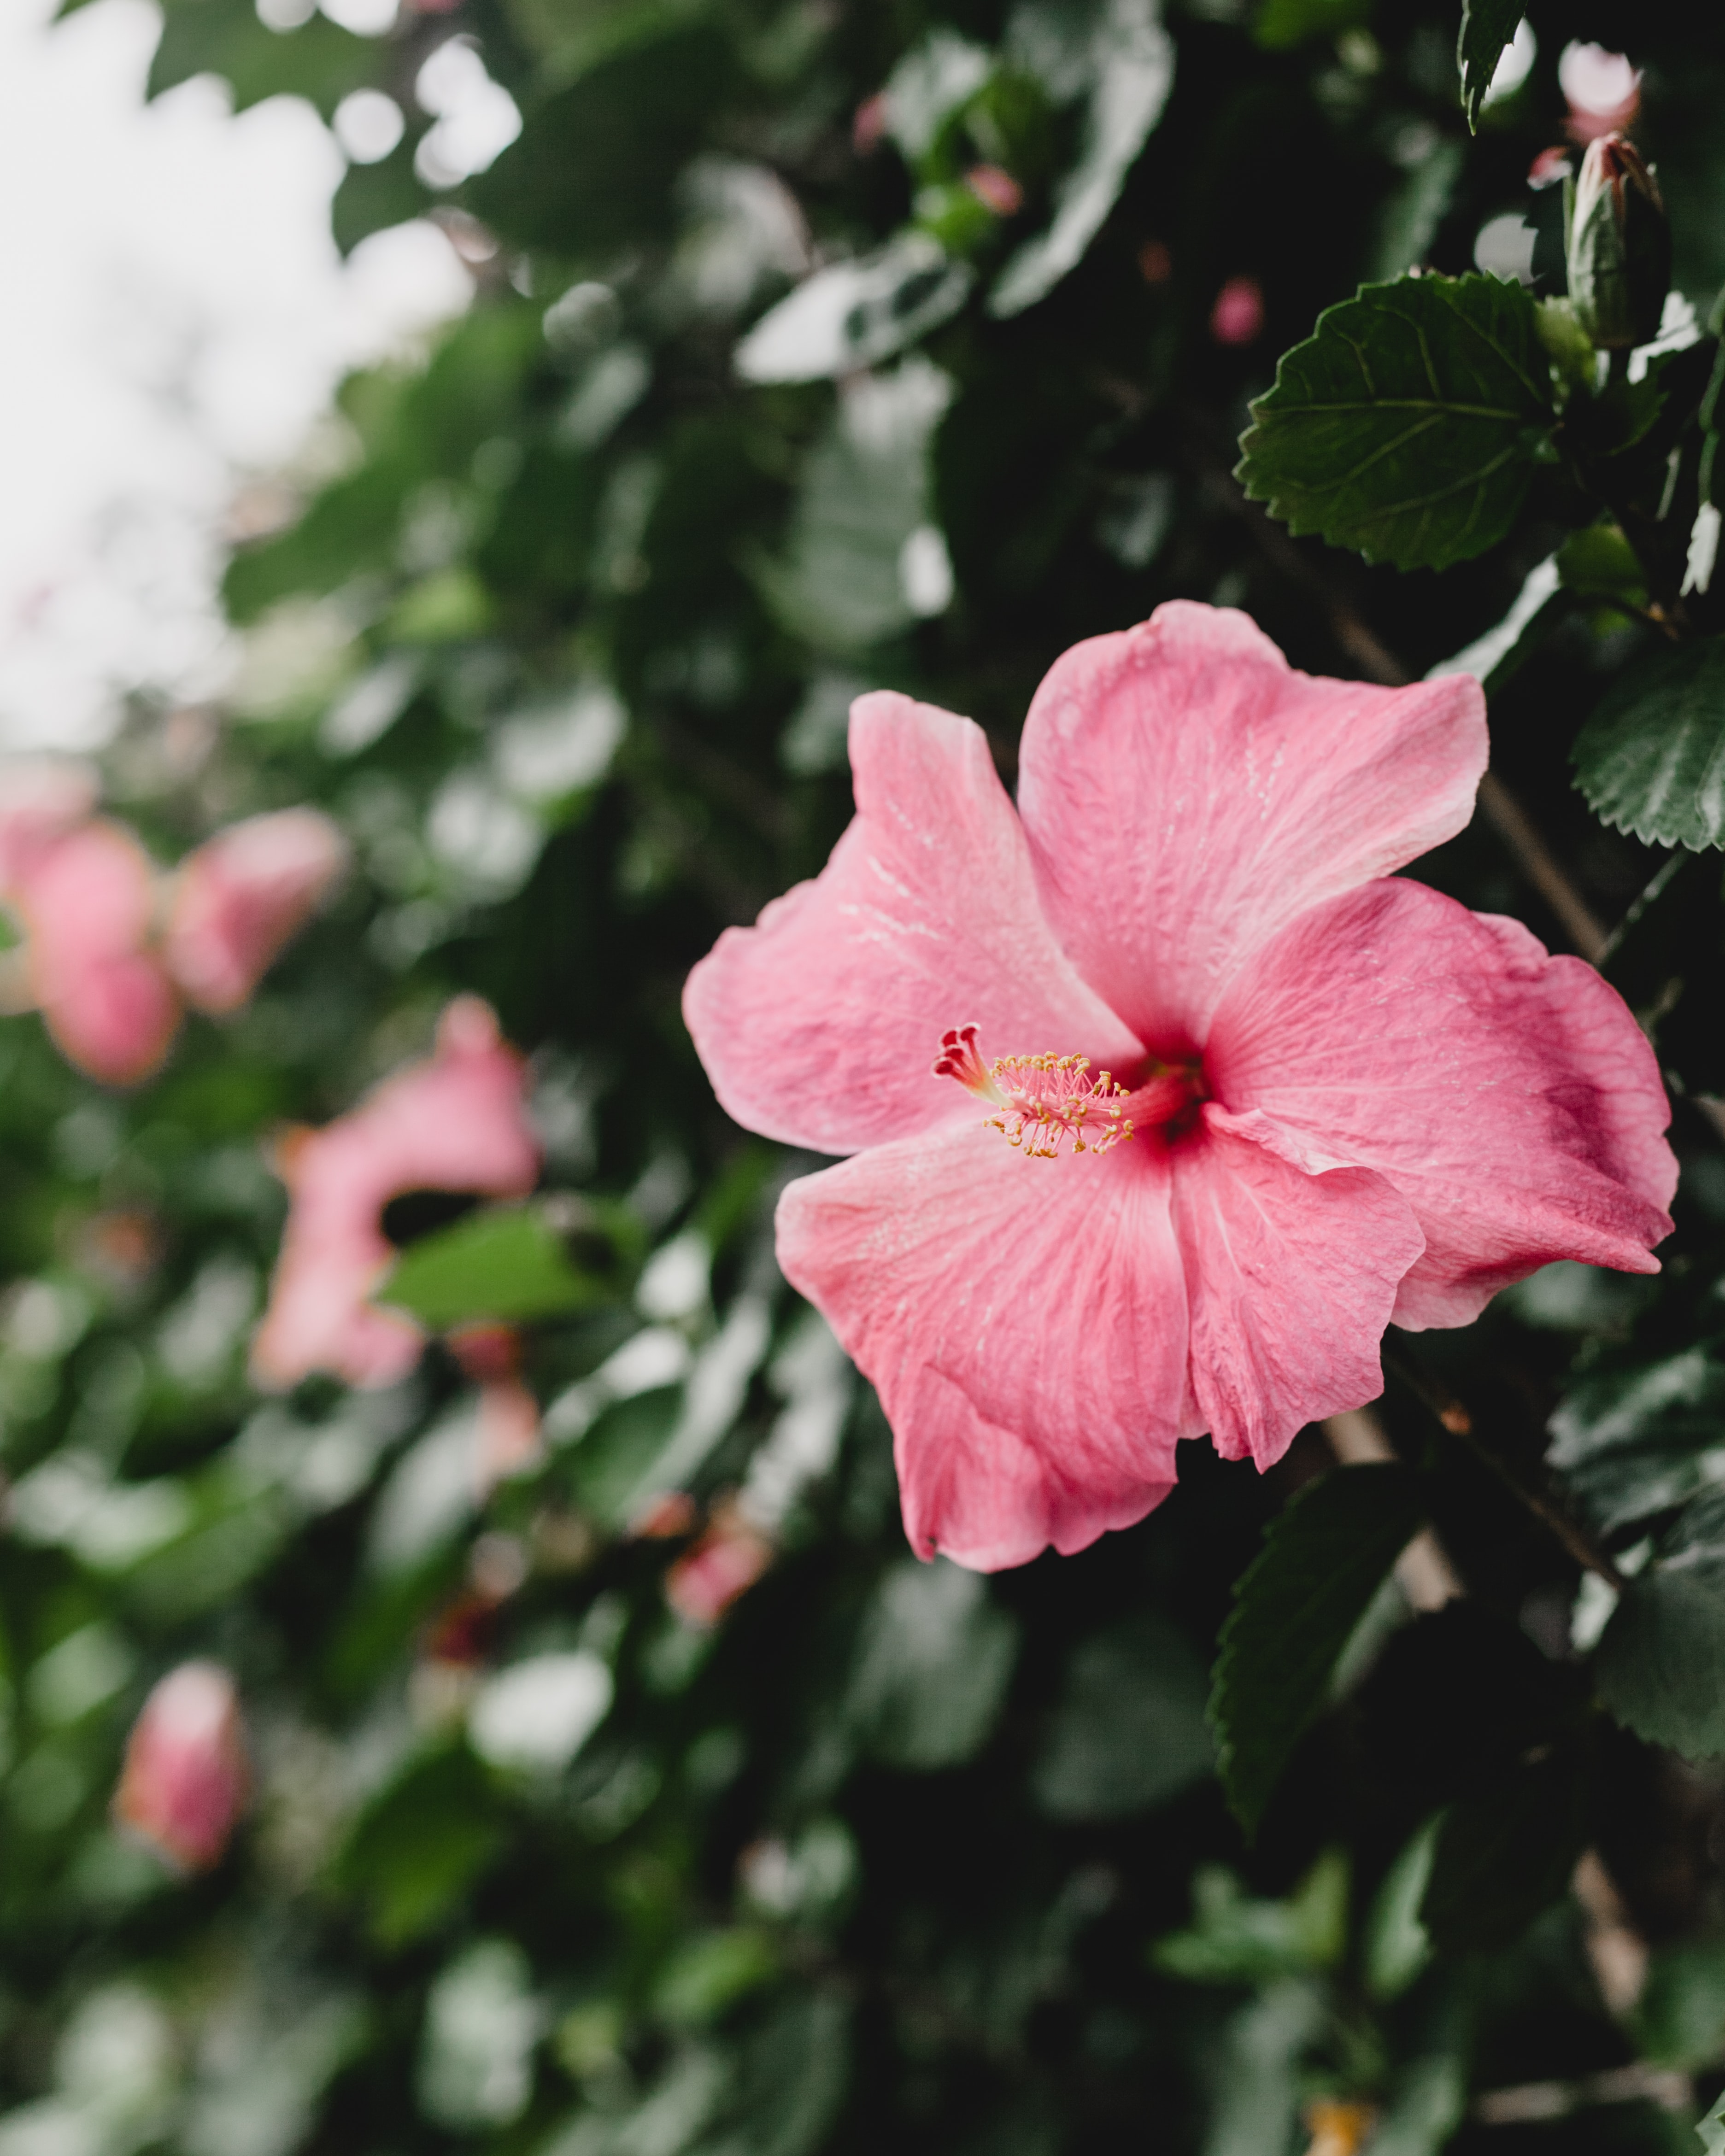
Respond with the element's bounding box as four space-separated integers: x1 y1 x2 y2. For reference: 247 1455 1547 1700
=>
1236 274 1554 572
988 0 1173 319
1596 1492 1725 1758
1548 1343 1725 1533
1597 852 1725 1096
1701 2088 1725 2156
1031 1612 1214 1820
1456 0 1523 129
1419 1749 1590 1951
1151 1851 1349 1985
377 1205 600 1330
1573 637 1725 850
1636 1937 1725 2068
1557 523 1649 607
1255 0 1368 52
1209 1464 1426 1835
847 1559 1019 1770
734 234 974 384
754 360 952 653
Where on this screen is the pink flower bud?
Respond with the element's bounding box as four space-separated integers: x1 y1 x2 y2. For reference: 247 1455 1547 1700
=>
164 808 347 1015
852 93 888 155
665 1502 774 1628
1210 275 1265 347
113 1662 248 1873
965 164 1023 218
1138 239 1173 286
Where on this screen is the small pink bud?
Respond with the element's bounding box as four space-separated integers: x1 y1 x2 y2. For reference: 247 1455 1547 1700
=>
1138 238 1173 286
852 93 888 156
965 164 1023 218
1528 146 1572 188
633 1490 698 1540
113 1662 248 1873
1210 275 1265 347
665 1502 773 1628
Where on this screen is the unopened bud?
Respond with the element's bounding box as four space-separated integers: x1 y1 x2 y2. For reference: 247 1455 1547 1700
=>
1566 132 1670 350
112 1661 248 1872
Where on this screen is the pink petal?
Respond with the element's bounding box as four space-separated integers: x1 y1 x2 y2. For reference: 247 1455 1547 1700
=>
252 998 541 1389
15 822 181 1085
1207 879 1675 1328
165 808 348 1014
684 691 1142 1154
0 758 99 891
1015 602 1487 1049
888 1365 1176 1571
1172 1107 1425 1467
775 1119 1187 1569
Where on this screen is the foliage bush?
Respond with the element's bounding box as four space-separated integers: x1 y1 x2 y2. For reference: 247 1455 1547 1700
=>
7 0 1725 2150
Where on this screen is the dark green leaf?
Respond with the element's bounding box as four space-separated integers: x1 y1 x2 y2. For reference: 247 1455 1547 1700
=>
1637 1937 1725 2068
1236 274 1554 571
337 1750 506 1946
1456 0 1523 129
1548 1343 1725 1532
150 0 376 117
377 1205 601 1329
1573 636 1725 850
848 1559 1019 1771
1151 1852 1349 1985
1598 853 1725 1095
1032 1612 1214 1820
1557 522 1649 606
1210 1464 1425 1835
1596 1493 1725 1758
1255 0 1368 51
1419 1750 1590 1952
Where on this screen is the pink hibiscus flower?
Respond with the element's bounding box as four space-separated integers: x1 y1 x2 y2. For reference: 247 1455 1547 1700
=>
0 765 346 1085
685 603 1675 1571
252 997 541 1390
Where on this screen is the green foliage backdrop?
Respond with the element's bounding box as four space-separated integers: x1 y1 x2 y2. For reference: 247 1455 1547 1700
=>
7 0 1725 2151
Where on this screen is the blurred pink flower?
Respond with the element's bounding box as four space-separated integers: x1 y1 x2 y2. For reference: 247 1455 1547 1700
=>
0 767 343 1085
852 91 889 155
665 1500 774 1628
12 819 182 1085
113 1661 248 1873
685 602 1675 1571
449 1324 545 1484
0 758 98 884
1560 41 1641 142
1210 275 1265 346
252 997 541 1390
164 808 349 1014
966 164 1024 217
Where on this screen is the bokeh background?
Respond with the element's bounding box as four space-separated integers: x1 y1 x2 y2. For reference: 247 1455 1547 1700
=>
3 1 1725 2151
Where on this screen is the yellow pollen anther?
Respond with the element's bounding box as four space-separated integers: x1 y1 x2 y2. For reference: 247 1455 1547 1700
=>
933 1025 1135 1160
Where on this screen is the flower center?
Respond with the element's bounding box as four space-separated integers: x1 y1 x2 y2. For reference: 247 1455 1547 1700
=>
932 1023 1198 1159
934 1025 1206 1157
